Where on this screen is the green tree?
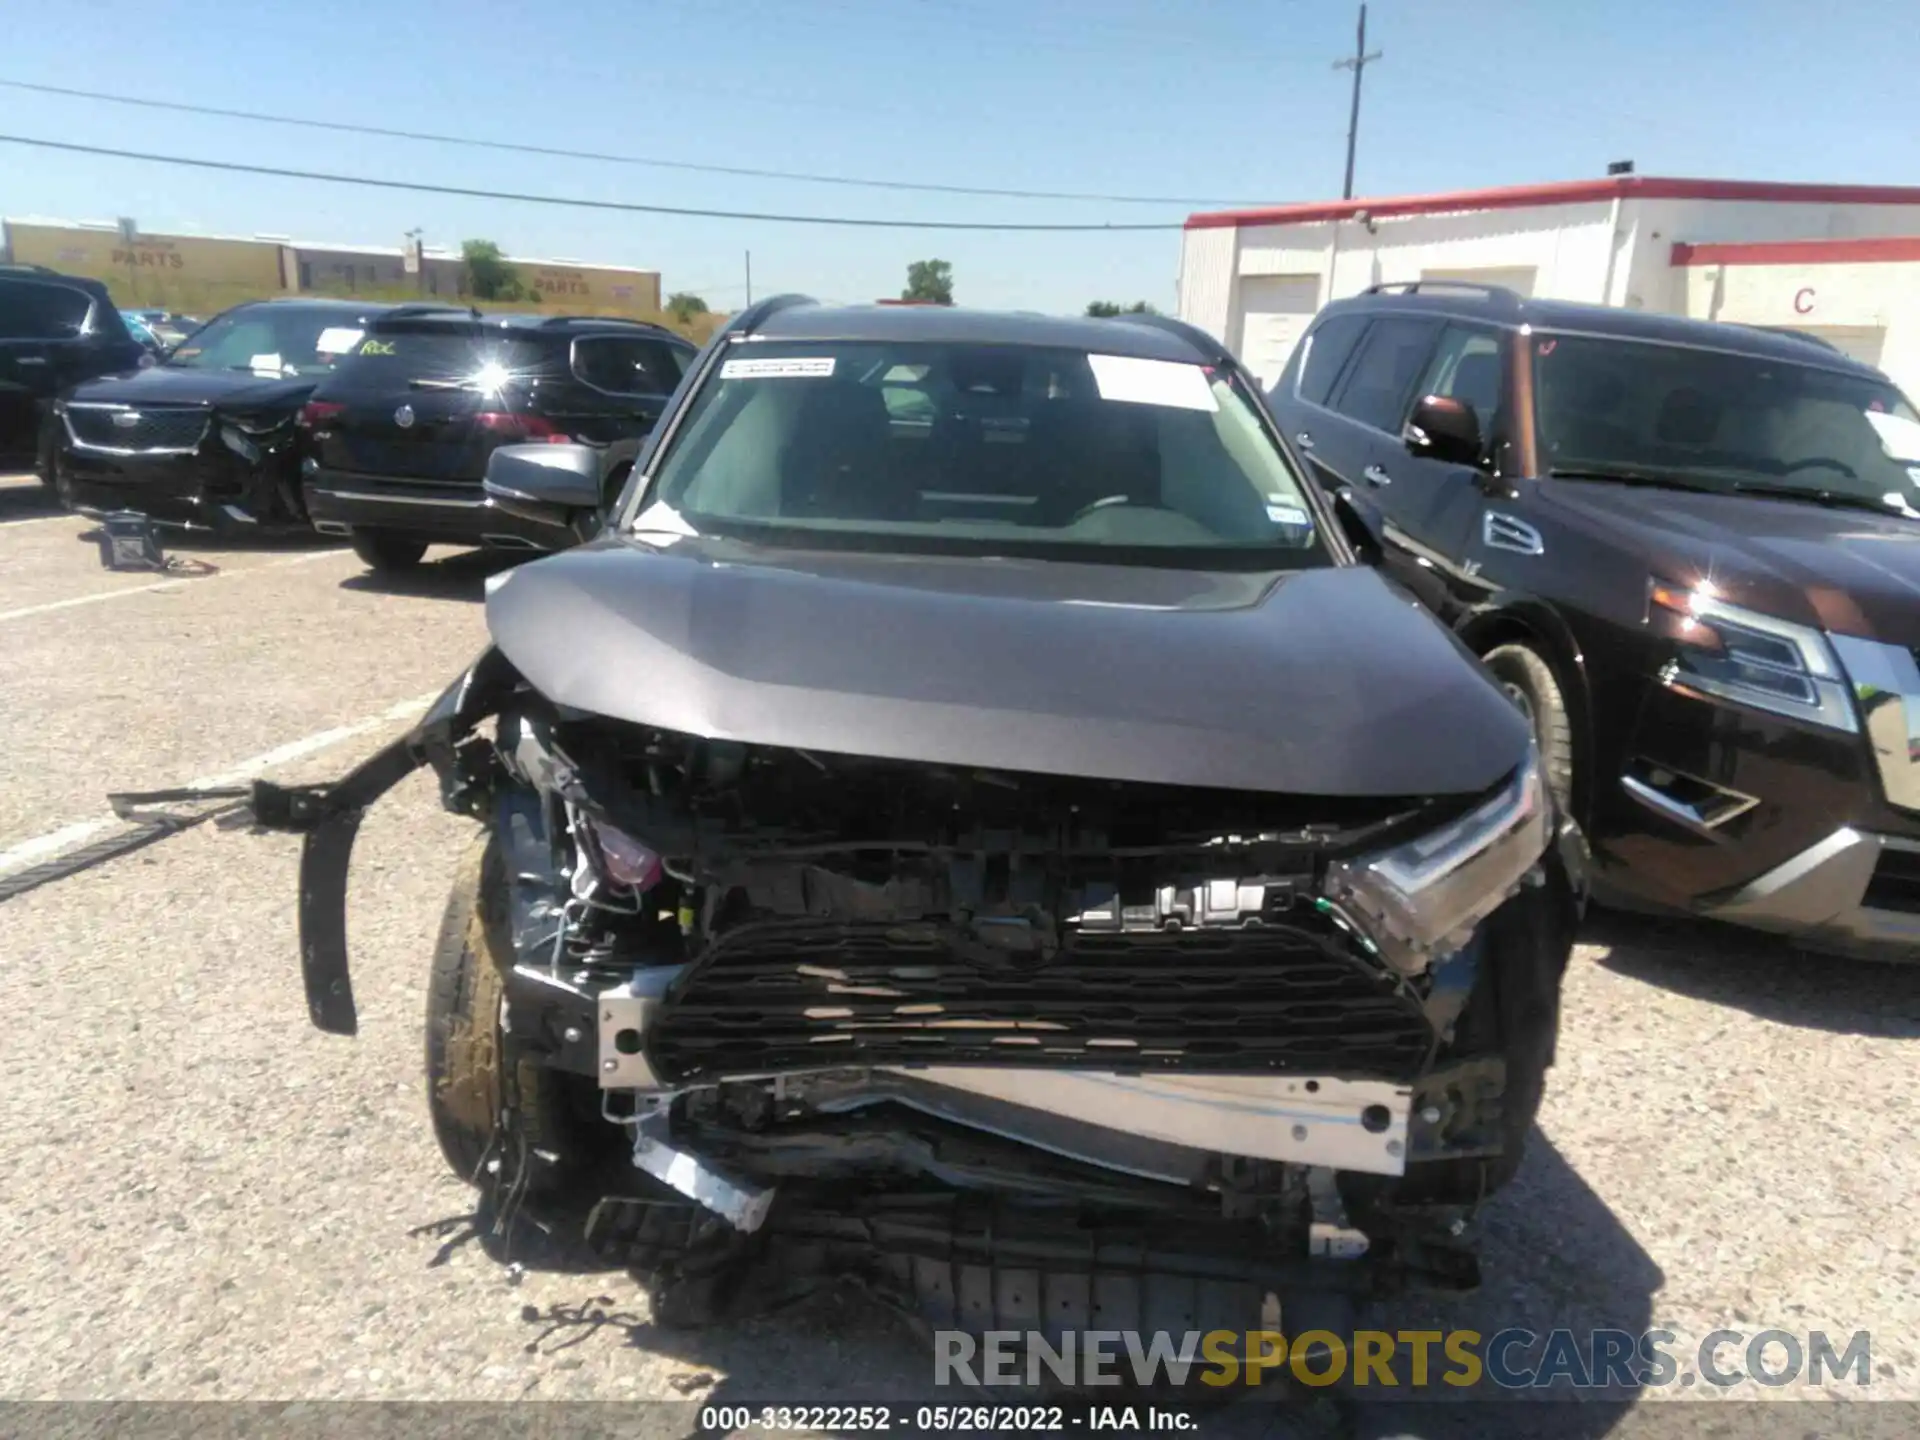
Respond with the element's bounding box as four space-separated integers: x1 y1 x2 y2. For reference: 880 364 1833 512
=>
902 259 954 305
462 239 527 301
666 292 710 325
1086 300 1157 317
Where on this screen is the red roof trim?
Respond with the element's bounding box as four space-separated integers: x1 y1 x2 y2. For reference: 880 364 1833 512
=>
1671 236 1920 266
1185 176 1920 232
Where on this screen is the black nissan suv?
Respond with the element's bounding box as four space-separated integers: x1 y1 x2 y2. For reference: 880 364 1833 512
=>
300 310 697 572
1267 282 1920 960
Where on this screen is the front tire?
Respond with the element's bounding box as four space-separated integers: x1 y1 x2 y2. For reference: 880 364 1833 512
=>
1482 642 1575 815
349 529 427 572
425 832 578 1196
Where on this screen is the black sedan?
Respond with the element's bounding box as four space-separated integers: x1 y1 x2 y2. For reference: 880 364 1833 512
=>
47 297 400 533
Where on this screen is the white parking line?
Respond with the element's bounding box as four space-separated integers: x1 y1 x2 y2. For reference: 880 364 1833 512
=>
0 690 440 882
0 547 346 624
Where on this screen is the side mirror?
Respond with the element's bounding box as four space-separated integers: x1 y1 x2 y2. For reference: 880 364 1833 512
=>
484 443 602 528
1331 486 1385 566
1404 394 1483 467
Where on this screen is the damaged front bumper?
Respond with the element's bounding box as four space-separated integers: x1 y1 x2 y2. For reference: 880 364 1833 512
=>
55 412 313 533
242 648 1581 1315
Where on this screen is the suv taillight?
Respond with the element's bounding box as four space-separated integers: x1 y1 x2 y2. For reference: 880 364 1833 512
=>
475 412 571 443
298 400 345 429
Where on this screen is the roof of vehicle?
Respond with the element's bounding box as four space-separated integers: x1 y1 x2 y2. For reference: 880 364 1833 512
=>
1327 285 1891 381
744 301 1217 364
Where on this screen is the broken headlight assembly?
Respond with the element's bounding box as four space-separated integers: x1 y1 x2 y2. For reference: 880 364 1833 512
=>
1323 749 1550 976
1648 580 1857 733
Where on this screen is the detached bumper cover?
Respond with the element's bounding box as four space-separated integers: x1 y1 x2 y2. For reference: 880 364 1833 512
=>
249 649 519 1033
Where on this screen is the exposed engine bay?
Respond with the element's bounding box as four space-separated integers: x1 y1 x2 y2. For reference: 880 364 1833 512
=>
249 645 1583 1333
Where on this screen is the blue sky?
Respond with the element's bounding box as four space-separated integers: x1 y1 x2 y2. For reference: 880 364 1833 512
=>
2 0 1913 314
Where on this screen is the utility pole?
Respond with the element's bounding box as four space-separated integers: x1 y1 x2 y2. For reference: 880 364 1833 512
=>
744 250 753 306
1332 4 1382 201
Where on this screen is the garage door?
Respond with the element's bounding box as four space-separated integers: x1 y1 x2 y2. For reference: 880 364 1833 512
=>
1419 266 1538 298
1796 325 1887 370
1236 274 1320 389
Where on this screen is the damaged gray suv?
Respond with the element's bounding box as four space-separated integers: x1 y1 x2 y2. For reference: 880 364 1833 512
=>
252 298 1584 1347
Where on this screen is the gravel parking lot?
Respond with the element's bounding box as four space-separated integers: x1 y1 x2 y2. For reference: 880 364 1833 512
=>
1 470 1915 1438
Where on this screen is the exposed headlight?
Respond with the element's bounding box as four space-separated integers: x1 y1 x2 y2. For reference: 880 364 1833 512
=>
1322 750 1550 976
1648 581 1856 733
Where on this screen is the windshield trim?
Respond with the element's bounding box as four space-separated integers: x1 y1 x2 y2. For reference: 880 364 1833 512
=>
620 334 1350 571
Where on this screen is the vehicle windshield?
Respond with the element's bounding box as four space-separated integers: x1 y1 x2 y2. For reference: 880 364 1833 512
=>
0 279 95 341
640 339 1328 568
1534 332 1920 513
166 306 370 377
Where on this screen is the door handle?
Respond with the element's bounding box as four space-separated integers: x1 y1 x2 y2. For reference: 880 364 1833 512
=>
1294 432 1315 451
1362 464 1392 487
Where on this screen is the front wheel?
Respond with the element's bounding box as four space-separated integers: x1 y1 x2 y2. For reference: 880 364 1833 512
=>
425 832 579 1196
349 529 427 572
1481 642 1575 816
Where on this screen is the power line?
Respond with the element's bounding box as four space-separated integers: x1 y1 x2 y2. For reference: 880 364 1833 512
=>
0 134 1190 232
0 78 1271 208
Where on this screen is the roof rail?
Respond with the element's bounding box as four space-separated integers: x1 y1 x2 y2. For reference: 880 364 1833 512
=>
1363 280 1525 308
1105 311 1233 365
377 302 474 321
727 293 816 339
537 313 678 335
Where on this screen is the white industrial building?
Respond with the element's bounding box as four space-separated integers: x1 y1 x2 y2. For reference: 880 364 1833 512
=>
1177 174 1920 398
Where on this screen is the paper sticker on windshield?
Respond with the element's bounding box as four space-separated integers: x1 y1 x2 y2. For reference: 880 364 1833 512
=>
315 327 364 356
720 357 836 379
1087 354 1217 412
1865 408 1920 463
248 353 284 376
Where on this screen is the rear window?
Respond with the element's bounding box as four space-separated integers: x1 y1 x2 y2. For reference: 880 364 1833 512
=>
334 323 552 388
0 280 94 341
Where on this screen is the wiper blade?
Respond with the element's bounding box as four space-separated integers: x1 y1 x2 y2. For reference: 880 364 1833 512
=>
406 377 471 391
1727 482 1913 516
1546 466 1721 494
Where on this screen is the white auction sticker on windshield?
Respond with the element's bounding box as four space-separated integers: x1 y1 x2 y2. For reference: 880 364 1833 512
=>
1087 354 1218 412
720 357 836 379
315 327 364 355
1865 408 1920 463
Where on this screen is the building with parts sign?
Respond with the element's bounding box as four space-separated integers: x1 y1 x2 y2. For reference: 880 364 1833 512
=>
1177 173 1920 400
2 217 663 322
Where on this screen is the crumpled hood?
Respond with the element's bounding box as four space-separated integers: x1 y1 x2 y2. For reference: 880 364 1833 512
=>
1541 480 1920 646
65 363 318 413
485 534 1530 798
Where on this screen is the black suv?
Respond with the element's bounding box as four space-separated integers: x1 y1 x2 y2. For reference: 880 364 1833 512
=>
0 266 149 473
48 297 393 531
245 298 1583 1354
299 310 697 571
1268 282 1920 960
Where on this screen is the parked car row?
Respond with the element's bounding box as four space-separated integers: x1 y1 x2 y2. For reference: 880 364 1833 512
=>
3 266 697 572
1264 279 1920 964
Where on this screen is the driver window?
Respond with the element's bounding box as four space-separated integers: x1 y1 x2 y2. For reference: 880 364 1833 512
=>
1413 325 1505 438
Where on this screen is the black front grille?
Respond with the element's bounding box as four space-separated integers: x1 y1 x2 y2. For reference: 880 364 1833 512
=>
1863 845 1920 914
648 919 1435 1084
66 406 207 451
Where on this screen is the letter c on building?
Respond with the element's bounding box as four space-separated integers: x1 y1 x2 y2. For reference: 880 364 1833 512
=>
1793 287 1815 315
